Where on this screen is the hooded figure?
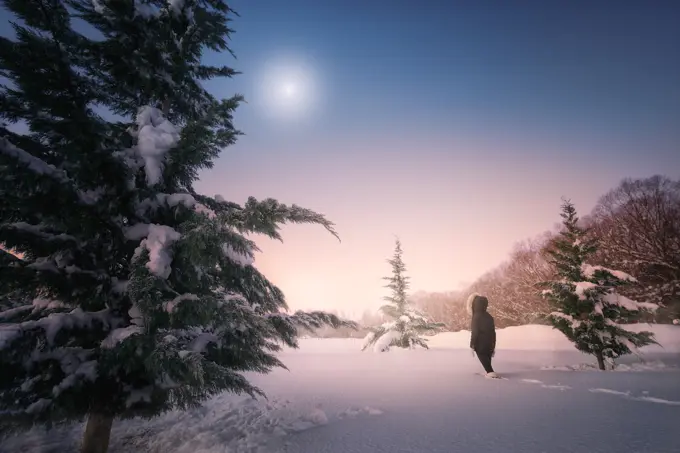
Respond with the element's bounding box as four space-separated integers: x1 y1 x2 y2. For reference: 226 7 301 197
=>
468 294 497 377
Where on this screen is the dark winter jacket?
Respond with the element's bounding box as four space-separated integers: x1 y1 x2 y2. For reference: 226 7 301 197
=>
470 296 496 354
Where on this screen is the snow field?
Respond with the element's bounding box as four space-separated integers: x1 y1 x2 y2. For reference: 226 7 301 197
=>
1 323 679 453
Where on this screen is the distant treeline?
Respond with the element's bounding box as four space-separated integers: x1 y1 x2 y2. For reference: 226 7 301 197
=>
312 175 679 338
412 175 680 330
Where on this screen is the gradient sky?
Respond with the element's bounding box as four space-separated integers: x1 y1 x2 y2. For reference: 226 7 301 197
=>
4 1 680 317
193 0 680 317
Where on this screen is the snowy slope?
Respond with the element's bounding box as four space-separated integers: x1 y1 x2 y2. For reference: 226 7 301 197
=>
1 324 679 453
287 323 680 354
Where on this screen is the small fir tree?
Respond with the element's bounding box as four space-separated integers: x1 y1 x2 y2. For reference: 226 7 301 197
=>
362 239 445 352
540 200 657 370
0 1 354 452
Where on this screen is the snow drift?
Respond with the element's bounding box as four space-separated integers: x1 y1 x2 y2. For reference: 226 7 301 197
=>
2 323 679 453
291 323 680 354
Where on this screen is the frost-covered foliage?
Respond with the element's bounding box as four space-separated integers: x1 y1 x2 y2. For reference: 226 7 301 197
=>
540 200 657 370
590 176 680 324
362 240 445 352
0 0 354 443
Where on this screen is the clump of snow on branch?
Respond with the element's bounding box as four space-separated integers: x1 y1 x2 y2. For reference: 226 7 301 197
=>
78 187 105 204
128 305 144 327
136 193 215 218
25 399 51 415
101 303 146 349
193 203 216 218
164 294 199 313
101 326 143 349
582 264 636 282
167 0 186 16
91 0 106 14
549 312 583 330
574 282 597 300
372 329 401 352
124 223 151 241
111 278 129 294
362 309 443 352
129 224 181 278
223 243 254 267
0 138 66 181
0 139 101 206
4 222 76 243
0 305 32 321
0 299 66 322
190 333 219 353
361 332 376 350
133 0 161 19
0 309 120 350
602 293 658 312
41 310 117 346
125 386 154 409
51 359 98 397
129 106 180 186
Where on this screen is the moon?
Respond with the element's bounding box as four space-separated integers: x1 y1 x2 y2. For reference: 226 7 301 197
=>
283 84 296 97
255 54 320 122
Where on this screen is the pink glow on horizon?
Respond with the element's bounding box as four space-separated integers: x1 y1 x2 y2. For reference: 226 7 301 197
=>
196 137 679 319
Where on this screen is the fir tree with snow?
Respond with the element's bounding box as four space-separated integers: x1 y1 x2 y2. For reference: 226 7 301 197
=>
0 1 353 452
540 200 658 370
361 239 445 352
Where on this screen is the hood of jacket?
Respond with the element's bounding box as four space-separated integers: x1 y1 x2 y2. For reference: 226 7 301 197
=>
466 292 486 315
471 295 489 314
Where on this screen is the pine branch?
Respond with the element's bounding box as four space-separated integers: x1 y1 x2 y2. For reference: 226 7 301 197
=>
266 310 357 349
217 196 340 241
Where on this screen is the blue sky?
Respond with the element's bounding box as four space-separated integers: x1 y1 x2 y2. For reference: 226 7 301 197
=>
211 0 679 160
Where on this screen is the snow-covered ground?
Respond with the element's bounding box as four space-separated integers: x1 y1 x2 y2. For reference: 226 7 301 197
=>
2 324 679 453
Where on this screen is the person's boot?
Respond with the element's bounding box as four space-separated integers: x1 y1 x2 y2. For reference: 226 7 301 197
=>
485 372 499 379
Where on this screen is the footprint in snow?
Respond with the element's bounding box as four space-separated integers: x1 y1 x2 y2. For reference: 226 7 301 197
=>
541 384 571 391
521 379 571 391
589 388 680 406
338 406 384 419
521 379 544 384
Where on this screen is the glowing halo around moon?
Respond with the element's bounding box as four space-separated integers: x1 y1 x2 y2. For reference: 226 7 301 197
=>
254 55 321 122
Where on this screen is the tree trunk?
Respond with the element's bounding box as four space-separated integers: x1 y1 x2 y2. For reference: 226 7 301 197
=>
81 412 114 453
595 351 606 371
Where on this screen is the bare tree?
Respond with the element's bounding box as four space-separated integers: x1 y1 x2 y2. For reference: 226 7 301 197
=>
410 291 467 331
466 266 517 327
589 176 680 322
410 177 680 329
458 232 557 328
502 236 556 324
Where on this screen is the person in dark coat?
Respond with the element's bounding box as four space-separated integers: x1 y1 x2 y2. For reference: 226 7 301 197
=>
469 294 498 377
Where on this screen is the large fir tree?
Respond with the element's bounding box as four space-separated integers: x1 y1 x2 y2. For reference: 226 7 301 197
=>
361 239 444 352
541 200 657 370
0 1 353 452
